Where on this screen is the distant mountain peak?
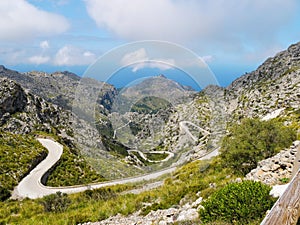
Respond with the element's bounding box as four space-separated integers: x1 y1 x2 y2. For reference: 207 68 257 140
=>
0 65 7 72
157 74 167 79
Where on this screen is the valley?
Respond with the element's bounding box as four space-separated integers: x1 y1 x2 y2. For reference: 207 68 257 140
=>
0 41 299 224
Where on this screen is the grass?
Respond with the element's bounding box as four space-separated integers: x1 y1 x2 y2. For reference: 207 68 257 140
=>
46 147 106 186
144 152 169 161
130 151 151 165
1 116 288 224
0 157 241 225
87 156 143 180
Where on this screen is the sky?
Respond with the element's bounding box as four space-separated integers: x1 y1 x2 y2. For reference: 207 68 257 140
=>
0 0 300 87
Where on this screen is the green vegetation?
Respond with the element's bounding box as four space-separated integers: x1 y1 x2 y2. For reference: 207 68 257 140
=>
40 192 71 213
0 152 278 225
83 187 117 201
0 187 10 202
87 156 143 180
130 151 150 165
0 159 236 224
101 136 129 157
220 118 296 175
279 177 289 184
33 131 106 187
144 152 168 161
282 66 300 77
0 132 47 200
46 143 106 187
129 120 142 136
199 180 276 224
95 113 114 138
1 118 292 223
131 96 172 114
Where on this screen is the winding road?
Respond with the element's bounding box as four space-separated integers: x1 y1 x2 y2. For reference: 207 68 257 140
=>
128 150 174 163
12 121 218 199
12 138 178 199
179 121 210 142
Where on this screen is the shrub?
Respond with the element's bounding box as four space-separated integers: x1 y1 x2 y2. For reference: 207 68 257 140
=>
0 186 10 201
40 192 71 213
220 118 296 175
83 187 117 201
199 180 277 224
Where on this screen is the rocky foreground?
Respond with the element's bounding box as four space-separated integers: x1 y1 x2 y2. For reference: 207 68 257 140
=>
246 141 300 185
80 195 203 225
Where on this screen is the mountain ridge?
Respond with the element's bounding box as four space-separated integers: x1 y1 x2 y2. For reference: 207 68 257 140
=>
0 41 299 224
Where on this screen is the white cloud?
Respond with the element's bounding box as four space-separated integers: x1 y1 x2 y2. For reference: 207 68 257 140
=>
54 45 97 66
120 48 175 72
0 0 69 41
120 48 148 66
28 55 50 65
85 0 297 50
1 44 97 67
40 41 50 50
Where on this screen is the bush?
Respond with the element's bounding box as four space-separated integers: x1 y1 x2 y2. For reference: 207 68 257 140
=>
220 118 296 175
199 180 277 224
40 192 71 213
84 187 117 201
0 186 10 201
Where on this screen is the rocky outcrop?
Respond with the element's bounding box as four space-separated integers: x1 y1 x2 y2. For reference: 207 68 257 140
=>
0 77 104 153
226 42 300 120
0 78 27 120
246 141 300 185
0 66 117 111
79 195 203 225
0 78 69 135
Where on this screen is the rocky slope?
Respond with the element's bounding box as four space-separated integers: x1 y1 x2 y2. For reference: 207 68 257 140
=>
0 77 70 135
0 39 299 224
77 42 300 225
226 42 300 121
246 141 300 185
0 66 117 111
0 76 102 152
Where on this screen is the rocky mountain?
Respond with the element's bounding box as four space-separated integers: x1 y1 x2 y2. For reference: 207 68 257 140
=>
75 41 300 225
0 41 299 184
0 77 70 135
0 75 104 153
226 42 300 121
0 66 117 112
0 41 299 224
118 74 195 105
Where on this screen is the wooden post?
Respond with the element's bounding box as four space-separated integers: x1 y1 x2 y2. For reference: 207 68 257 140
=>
261 145 300 225
292 144 300 177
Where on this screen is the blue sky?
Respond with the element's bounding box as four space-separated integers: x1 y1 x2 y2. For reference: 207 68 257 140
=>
0 0 300 87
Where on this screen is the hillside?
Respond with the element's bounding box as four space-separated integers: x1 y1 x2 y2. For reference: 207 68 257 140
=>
78 41 299 224
0 41 299 224
0 77 109 193
0 66 116 111
226 42 300 123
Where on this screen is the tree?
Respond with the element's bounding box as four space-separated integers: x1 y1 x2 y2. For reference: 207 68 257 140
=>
220 118 296 175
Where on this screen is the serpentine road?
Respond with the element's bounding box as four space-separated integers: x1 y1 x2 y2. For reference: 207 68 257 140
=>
11 137 287 200
12 121 218 199
179 121 210 142
12 138 178 199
